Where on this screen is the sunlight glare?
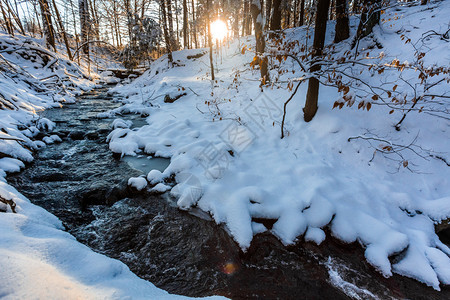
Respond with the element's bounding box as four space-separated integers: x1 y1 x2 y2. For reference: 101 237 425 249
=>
211 20 228 42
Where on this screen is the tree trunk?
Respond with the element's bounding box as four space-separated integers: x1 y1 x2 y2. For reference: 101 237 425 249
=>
270 0 281 33
191 0 198 48
183 0 188 48
354 0 381 43
265 0 272 30
242 0 248 36
4 0 25 35
303 0 330 122
160 0 173 63
167 0 177 49
206 0 214 80
334 0 349 43
51 0 72 60
0 1 14 35
78 0 90 54
39 0 56 51
299 0 305 26
251 0 269 83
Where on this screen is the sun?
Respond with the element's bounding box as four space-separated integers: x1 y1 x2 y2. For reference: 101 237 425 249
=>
210 19 228 42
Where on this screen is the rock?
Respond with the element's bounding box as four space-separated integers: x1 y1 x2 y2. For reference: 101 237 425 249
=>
84 131 99 140
80 182 129 210
164 93 187 103
68 130 85 140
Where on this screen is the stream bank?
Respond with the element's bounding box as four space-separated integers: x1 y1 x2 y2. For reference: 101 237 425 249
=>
8 87 449 299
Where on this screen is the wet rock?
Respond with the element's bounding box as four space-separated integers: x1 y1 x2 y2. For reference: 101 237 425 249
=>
33 132 47 140
31 170 67 182
436 219 450 246
52 130 69 138
68 130 85 140
80 182 129 209
84 131 99 140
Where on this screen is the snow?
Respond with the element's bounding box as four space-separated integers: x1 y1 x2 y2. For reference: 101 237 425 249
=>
0 32 224 299
108 1 450 290
128 176 148 191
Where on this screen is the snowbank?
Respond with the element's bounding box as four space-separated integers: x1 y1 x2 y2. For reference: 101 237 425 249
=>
109 2 450 290
0 32 224 299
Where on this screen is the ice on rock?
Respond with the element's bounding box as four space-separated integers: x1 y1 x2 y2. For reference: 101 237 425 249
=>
36 118 55 131
128 177 148 191
305 227 326 245
152 183 170 193
147 169 164 184
111 118 132 129
43 135 62 144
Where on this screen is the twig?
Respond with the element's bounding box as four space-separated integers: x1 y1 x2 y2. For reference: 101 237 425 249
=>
0 196 16 213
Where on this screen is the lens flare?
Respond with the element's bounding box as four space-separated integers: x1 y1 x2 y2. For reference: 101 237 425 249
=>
211 20 228 42
222 262 238 275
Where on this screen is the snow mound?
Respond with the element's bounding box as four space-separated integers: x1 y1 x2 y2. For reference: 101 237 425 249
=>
108 2 450 290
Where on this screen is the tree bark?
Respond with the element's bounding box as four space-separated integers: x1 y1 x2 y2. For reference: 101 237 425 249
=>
160 0 173 63
39 0 56 51
251 0 269 83
78 0 90 54
354 0 381 43
206 0 214 80
0 1 14 35
334 0 349 43
183 0 188 48
270 0 281 33
299 0 305 26
51 0 72 60
191 0 198 48
303 0 330 122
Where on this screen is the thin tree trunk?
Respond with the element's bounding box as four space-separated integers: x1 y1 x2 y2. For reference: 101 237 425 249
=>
334 0 349 43
270 0 281 33
354 0 381 44
39 0 56 51
206 0 214 80
242 0 248 36
183 0 188 48
191 0 198 48
299 0 305 26
265 0 272 30
3 0 24 34
251 0 269 83
303 0 331 122
160 0 173 63
78 0 90 54
167 0 176 49
175 0 180 47
51 0 72 59
0 1 13 35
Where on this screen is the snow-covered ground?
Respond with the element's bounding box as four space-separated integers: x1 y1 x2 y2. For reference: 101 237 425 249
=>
0 33 223 299
109 1 450 290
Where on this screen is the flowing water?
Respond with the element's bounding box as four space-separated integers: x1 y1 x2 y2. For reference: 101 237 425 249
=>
8 88 449 299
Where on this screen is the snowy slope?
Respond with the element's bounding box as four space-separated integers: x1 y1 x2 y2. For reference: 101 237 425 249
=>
0 32 224 299
109 1 450 290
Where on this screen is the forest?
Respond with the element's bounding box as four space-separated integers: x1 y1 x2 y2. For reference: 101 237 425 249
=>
0 0 449 299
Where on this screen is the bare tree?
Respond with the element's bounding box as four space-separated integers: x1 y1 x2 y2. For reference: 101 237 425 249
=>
79 0 90 54
251 0 269 83
39 0 56 51
303 0 331 122
334 0 349 43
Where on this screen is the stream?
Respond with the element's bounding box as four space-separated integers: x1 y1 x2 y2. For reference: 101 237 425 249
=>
8 87 450 299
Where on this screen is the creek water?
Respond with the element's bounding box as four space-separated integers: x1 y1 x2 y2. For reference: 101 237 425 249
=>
8 87 449 299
